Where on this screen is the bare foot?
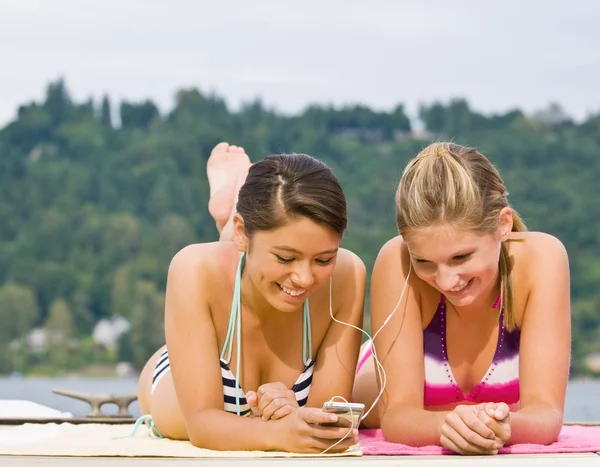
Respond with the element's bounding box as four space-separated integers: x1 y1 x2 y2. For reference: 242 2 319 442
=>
219 173 248 241
207 142 251 233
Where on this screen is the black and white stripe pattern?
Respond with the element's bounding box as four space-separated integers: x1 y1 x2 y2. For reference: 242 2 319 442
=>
151 349 316 415
151 349 170 393
290 360 315 407
221 359 251 416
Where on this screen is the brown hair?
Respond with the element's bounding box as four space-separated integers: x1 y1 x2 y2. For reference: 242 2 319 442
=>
396 142 526 330
236 153 347 238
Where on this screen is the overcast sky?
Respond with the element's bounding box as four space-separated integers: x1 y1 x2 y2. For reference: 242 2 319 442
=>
1 0 599 127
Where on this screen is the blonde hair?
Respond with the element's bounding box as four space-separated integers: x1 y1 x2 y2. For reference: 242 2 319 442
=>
396 142 526 330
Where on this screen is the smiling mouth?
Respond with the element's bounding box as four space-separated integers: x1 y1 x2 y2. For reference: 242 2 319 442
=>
277 283 307 297
447 278 473 294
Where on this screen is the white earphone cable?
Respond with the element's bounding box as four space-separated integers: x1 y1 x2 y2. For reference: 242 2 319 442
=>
320 261 412 454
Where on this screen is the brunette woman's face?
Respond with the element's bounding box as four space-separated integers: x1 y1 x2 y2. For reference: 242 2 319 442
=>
235 216 341 312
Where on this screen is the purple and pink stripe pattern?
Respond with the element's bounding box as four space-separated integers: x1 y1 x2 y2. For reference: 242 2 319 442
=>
423 295 520 409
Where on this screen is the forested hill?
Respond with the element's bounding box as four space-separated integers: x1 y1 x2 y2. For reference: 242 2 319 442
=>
0 79 599 375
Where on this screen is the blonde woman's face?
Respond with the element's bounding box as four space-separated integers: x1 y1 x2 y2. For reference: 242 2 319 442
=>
405 223 503 309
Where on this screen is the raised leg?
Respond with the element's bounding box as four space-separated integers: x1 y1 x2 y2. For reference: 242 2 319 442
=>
207 142 251 240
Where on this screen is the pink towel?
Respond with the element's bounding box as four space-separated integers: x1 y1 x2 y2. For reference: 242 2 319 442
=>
359 425 600 455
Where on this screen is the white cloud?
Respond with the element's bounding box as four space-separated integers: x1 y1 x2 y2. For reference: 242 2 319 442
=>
1 0 599 126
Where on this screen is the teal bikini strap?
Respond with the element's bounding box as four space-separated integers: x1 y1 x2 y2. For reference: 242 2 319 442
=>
220 252 245 416
219 252 312 413
220 253 244 363
303 299 312 366
114 414 164 440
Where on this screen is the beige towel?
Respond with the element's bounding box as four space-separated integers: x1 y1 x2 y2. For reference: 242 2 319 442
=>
0 423 362 458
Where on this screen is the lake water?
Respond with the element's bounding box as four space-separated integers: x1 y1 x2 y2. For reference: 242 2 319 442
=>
0 377 599 421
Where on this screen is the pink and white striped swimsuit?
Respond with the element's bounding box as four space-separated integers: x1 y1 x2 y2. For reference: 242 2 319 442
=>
357 294 520 408
423 295 520 408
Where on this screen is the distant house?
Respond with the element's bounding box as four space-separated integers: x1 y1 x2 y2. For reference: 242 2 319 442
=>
26 328 48 351
584 353 600 373
531 103 571 125
92 317 131 349
26 328 78 351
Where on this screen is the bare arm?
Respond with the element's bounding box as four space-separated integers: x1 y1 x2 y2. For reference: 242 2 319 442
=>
307 249 366 406
507 233 571 445
164 245 280 450
371 238 445 444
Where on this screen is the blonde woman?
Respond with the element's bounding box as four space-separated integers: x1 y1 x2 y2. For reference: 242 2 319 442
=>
354 142 571 455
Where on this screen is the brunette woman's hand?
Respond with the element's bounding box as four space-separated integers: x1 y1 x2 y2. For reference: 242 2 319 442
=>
271 407 358 453
246 382 299 420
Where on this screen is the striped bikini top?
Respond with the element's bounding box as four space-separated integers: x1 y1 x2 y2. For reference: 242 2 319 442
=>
423 295 520 409
221 252 315 416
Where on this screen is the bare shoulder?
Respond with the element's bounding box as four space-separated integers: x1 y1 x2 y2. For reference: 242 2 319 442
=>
169 243 212 276
333 248 366 282
329 248 366 319
509 233 570 319
373 235 412 279
167 242 240 294
509 231 569 270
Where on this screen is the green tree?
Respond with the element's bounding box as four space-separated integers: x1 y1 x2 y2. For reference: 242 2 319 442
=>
45 298 74 345
156 214 196 258
44 298 75 369
0 283 39 372
120 101 159 130
128 281 165 369
99 95 113 129
43 78 72 127
1 79 600 375
111 265 136 319
69 291 95 336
